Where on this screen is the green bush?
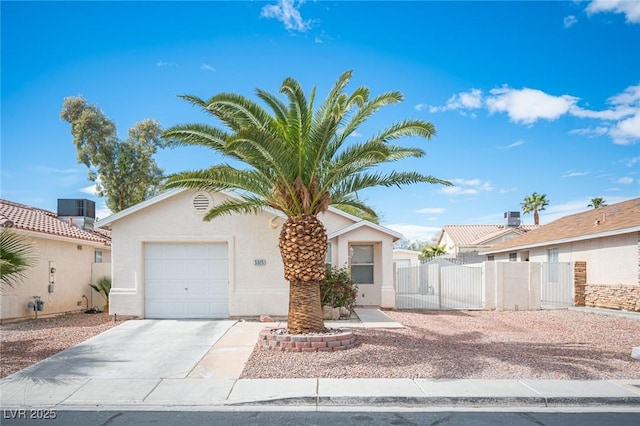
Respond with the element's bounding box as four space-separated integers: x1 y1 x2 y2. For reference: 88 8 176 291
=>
89 276 111 302
320 266 358 316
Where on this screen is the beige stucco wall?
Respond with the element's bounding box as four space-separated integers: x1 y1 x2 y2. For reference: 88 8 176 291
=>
393 249 421 266
484 261 541 311
107 190 398 318
521 233 637 285
0 233 111 322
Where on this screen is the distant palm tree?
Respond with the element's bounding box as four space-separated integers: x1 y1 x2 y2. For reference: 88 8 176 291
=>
0 228 37 290
588 197 607 209
421 244 448 259
521 192 549 226
164 70 451 334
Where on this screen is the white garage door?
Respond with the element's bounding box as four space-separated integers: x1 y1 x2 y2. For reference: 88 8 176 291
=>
145 243 229 319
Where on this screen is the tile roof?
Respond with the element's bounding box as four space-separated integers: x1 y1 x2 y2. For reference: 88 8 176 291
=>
483 197 640 254
440 224 538 247
0 199 111 246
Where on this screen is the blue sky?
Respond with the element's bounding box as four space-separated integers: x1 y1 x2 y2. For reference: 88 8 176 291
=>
2 0 639 242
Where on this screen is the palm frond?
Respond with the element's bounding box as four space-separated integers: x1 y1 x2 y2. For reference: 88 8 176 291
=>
0 228 38 289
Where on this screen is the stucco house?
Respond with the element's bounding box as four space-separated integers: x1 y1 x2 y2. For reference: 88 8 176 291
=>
0 199 112 322
482 197 640 311
392 249 422 267
95 188 402 319
436 212 537 262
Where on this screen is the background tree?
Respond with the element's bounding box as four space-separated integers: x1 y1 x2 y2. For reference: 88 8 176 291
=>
164 70 451 334
421 243 448 259
60 96 167 213
521 192 549 226
0 228 37 290
588 197 607 209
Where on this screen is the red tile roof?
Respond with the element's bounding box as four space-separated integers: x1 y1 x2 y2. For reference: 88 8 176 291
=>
439 224 538 247
0 199 111 246
483 197 640 254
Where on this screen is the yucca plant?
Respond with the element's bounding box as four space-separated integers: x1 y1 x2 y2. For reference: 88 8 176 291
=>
0 228 37 290
164 70 451 334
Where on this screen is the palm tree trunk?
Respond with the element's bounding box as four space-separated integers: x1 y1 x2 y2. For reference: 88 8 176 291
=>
279 214 328 334
534 210 540 226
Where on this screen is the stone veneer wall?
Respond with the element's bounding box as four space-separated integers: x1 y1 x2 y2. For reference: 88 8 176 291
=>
574 258 640 312
584 284 640 312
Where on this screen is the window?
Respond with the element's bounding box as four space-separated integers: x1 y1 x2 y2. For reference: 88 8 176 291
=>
325 243 332 269
94 250 103 263
350 244 374 285
509 253 517 262
547 248 559 282
487 255 495 261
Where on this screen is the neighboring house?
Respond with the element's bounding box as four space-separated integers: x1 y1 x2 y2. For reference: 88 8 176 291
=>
392 249 422 267
95 188 402 319
436 212 537 263
482 198 640 311
0 199 112 322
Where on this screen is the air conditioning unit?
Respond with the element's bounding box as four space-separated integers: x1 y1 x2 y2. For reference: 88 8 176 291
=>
504 211 521 227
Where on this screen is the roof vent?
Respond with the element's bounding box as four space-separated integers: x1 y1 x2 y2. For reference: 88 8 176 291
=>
504 211 521 227
193 193 211 213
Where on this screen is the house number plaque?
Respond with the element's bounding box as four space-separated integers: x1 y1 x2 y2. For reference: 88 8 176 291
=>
254 259 267 266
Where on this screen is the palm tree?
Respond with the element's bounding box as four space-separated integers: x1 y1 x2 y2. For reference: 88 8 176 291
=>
521 192 549 226
421 244 448 259
588 197 607 209
164 70 451 334
0 228 37 290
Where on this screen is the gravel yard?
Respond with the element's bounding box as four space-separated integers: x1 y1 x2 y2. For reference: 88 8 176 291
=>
1 312 121 378
2 310 639 381
240 310 640 380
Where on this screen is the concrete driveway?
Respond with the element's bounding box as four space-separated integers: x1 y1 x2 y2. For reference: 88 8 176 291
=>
7 319 236 380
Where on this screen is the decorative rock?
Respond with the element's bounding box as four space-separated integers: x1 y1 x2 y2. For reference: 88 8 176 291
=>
632 347 640 361
260 315 274 322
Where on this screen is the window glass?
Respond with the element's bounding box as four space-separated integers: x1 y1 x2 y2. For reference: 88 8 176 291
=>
351 245 373 264
350 245 374 284
94 251 103 263
509 253 517 262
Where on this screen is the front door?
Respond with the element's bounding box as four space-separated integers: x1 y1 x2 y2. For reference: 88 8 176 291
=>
350 244 380 305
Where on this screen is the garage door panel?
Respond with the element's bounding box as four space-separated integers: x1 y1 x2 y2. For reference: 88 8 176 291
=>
144 243 229 319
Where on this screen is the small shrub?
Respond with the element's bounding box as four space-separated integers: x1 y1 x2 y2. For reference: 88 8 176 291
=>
320 266 358 318
89 276 111 302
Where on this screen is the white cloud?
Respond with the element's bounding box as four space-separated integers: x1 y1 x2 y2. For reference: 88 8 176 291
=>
561 170 589 178
349 131 363 138
501 140 525 149
586 0 640 24
569 126 610 137
610 112 640 145
385 223 442 242
563 15 578 28
80 184 98 196
414 103 427 111
415 207 446 214
440 178 493 196
156 61 177 68
621 156 640 167
433 83 640 144
617 176 635 184
430 89 483 113
486 87 578 124
261 0 311 32
499 187 517 194
201 64 216 72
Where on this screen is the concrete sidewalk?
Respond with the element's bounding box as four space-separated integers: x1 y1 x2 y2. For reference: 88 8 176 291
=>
1 308 640 410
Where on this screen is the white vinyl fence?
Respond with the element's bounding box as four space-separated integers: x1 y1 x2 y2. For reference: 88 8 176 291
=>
395 260 484 310
395 260 574 311
540 262 573 308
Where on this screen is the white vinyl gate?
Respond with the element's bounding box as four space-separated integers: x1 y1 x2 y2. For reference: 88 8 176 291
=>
540 262 573 308
395 260 484 310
